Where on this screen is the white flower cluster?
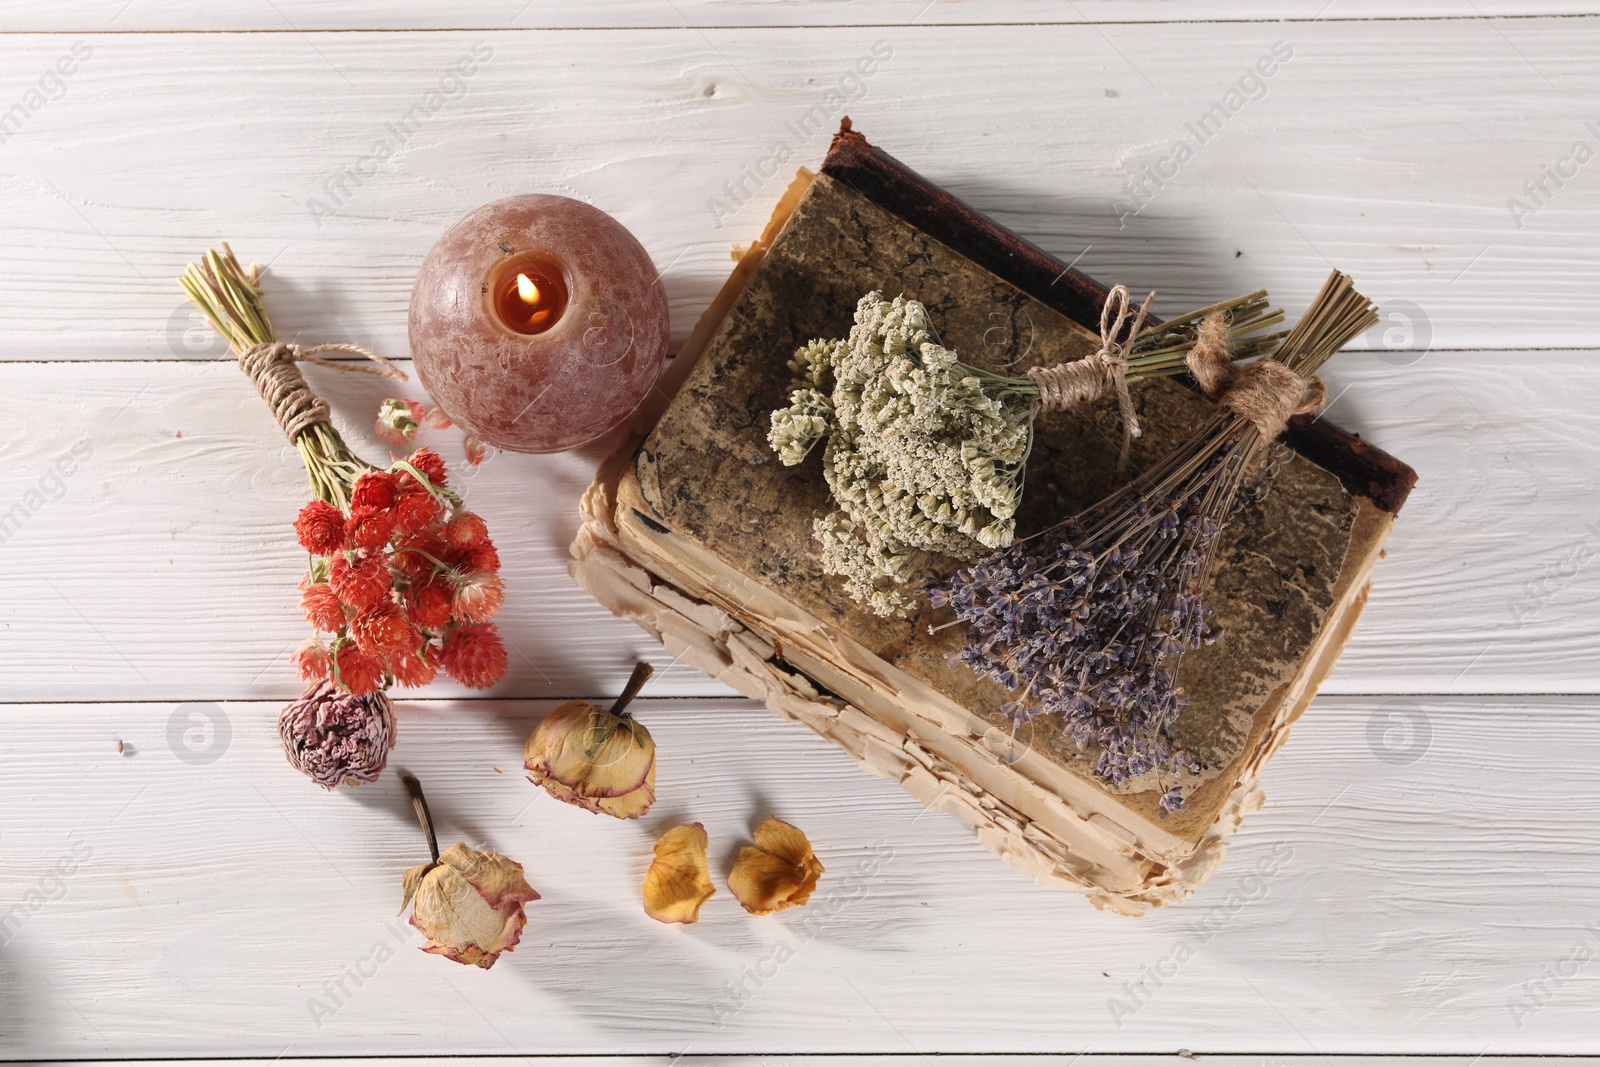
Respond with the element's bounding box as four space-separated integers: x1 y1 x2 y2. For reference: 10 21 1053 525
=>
768 292 1036 617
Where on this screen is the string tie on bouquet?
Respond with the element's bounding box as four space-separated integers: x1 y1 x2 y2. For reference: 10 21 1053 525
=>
1027 283 1154 467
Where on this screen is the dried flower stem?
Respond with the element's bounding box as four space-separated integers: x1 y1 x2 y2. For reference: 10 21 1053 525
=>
402 772 441 866
179 244 385 510
608 661 655 718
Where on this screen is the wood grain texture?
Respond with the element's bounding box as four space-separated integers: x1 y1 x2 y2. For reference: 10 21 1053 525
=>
2 695 1598 1057
7 3 1600 30
0 21 1596 358
0 353 1591 702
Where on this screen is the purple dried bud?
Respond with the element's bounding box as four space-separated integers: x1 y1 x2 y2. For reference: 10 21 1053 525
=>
279 681 396 790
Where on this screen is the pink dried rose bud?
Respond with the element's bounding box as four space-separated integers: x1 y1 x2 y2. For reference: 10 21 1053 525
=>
278 681 395 789
524 662 656 819
400 775 539 969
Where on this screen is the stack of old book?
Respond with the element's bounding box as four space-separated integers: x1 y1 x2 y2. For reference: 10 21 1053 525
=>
571 122 1415 914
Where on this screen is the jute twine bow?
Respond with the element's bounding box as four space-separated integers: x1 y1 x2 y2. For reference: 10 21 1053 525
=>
238 341 407 443
1026 283 1154 466
1185 312 1326 439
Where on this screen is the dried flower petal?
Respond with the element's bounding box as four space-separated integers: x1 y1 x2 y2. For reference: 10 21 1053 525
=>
643 823 715 924
524 700 655 819
405 843 539 970
727 817 823 915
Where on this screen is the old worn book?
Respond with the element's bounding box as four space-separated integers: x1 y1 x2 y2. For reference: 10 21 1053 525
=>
572 123 1416 913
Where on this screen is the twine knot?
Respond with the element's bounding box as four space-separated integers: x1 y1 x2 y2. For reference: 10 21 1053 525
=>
238 341 406 443
1027 283 1154 467
1185 312 1325 439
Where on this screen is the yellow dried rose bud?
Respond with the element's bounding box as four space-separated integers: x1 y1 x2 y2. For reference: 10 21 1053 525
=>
525 662 656 819
399 775 539 970
643 822 716 924
403 843 539 969
727 816 824 915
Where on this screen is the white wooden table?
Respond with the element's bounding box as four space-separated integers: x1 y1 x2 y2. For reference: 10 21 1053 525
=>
3 2 1598 1063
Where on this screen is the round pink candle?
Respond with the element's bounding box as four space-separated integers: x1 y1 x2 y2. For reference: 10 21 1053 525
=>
409 194 670 453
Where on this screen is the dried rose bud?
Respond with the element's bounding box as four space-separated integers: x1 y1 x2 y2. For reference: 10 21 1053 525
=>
278 680 395 789
643 822 715 924
727 817 824 915
524 662 655 819
400 775 538 969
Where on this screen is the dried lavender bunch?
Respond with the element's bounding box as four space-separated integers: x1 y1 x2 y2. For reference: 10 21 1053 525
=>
931 270 1379 812
770 290 1282 617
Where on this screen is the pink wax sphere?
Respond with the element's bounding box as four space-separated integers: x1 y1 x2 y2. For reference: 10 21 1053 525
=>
409 194 670 453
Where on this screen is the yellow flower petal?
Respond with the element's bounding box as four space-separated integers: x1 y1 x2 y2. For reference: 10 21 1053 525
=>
728 817 824 915
643 822 716 924
440 843 540 909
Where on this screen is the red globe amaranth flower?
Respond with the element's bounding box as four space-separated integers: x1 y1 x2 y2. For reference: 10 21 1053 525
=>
351 602 411 656
294 500 346 555
452 572 505 624
352 470 400 512
329 553 392 610
439 623 507 689
335 642 387 696
347 505 397 550
279 681 395 790
408 447 448 488
292 639 331 682
458 541 500 576
300 581 347 633
393 485 442 536
445 512 489 549
389 638 437 688
407 574 454 629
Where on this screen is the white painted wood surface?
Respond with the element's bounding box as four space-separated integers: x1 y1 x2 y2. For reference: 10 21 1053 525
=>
2 4 1598 1061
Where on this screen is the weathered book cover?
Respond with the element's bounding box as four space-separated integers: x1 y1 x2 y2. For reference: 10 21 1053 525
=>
573 124 1415 911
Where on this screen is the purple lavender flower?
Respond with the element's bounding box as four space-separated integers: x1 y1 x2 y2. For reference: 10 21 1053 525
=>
930 443 1239 813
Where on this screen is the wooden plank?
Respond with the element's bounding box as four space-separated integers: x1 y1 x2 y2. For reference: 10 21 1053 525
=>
0 355 1587 703
0 21 1594 358
3 695 1598 1057
0 354 1590 703
38 1061 1600 1067
5 3 1600 31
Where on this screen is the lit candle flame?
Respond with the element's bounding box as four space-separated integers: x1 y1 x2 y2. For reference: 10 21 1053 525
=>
516 273 539 305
